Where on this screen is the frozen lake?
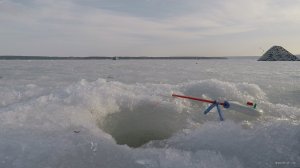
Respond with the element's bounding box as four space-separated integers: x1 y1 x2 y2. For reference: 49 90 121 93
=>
0 59 299 168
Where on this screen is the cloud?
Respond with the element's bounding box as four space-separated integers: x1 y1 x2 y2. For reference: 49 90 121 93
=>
0 0 300 56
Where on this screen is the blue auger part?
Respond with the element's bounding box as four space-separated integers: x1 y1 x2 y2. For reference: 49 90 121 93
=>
203 100 225 121
204 101 217 114
216 103 224 121
223 101 230 109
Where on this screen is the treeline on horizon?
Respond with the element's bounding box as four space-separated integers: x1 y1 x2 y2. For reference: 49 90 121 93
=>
0 56 228 60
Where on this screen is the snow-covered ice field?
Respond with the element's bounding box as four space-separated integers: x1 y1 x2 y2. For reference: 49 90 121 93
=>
0 59 299 168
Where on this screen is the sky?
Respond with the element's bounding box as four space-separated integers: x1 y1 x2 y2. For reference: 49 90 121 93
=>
0 0 300 57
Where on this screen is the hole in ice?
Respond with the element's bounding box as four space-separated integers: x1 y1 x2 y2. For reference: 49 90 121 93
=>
99 101 186 148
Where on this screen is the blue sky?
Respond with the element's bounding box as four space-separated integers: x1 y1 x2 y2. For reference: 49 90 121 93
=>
1 0 299 56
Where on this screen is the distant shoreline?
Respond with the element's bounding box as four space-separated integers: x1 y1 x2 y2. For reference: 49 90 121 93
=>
0 56 228 60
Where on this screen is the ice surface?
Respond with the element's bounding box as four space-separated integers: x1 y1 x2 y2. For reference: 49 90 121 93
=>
0 59 299 168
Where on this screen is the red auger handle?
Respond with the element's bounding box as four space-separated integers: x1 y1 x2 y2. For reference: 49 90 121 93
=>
172 94 225 105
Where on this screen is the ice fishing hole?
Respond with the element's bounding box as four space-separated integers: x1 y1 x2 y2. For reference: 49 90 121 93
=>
99 101 187 148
